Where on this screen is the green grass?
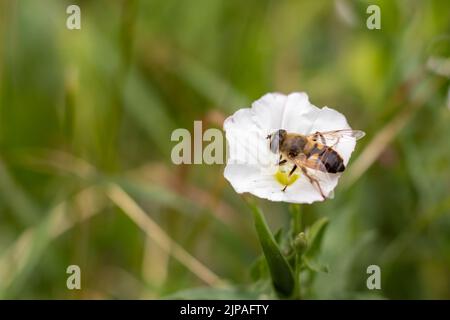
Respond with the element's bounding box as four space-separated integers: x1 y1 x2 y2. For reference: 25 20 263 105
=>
0 0 449 299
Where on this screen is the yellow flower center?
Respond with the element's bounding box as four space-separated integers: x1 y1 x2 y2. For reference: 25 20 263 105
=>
274 166 300 187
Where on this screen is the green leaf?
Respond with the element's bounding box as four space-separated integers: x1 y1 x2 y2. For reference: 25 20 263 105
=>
305 217 329 258
249 255 268 281
250 203 295 298
274 228 284 245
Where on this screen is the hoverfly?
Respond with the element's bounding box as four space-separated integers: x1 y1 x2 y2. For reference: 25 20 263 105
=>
266 129 365 199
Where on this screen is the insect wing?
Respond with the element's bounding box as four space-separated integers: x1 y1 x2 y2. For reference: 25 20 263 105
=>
307 129 365 147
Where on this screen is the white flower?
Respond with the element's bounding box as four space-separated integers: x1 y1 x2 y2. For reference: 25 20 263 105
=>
223 92 360 204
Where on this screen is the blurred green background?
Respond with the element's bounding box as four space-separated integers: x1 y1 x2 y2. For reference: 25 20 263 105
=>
0 0 449 299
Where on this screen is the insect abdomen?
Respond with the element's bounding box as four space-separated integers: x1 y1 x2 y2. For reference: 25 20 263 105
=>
321 148 345 173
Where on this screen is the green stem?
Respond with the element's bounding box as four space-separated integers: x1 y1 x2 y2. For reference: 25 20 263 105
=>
290 204 303 299
290 204 302 237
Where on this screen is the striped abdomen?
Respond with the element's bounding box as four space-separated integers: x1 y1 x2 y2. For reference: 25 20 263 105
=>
307 143 345 174
317 147 345 173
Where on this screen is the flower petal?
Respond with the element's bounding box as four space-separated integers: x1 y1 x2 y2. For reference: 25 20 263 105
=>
224 163 279 194
224 108 276 168
280 173 335 204
280 92 320 134
250 93 287 133
224 164 337 204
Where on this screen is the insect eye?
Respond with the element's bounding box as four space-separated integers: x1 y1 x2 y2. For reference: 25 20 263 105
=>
270 136 279 153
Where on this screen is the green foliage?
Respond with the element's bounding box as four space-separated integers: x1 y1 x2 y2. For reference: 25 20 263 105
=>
250 203 295 298
0 0 449 299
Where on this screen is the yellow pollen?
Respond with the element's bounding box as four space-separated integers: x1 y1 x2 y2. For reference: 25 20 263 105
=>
274 167 300 187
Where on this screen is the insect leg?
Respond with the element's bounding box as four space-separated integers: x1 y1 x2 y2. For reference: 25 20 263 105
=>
278 154 287 166
300 166 326 200
288 164 297 177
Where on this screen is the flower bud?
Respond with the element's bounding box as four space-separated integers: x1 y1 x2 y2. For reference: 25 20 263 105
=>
293 232 308 254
